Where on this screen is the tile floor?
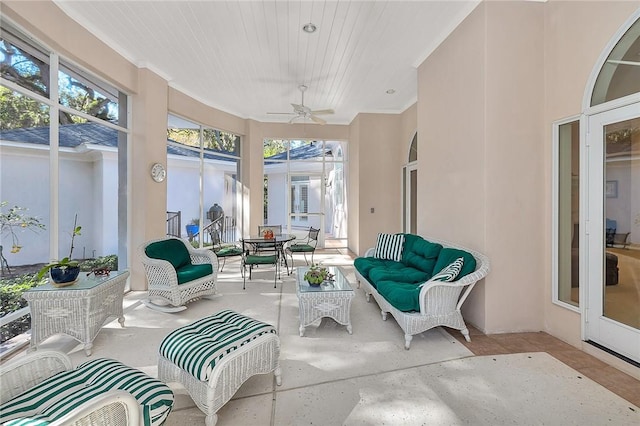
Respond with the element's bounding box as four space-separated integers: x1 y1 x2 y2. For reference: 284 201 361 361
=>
452 325 640 408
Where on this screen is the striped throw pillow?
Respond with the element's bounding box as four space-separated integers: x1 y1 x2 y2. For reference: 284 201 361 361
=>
159 310 277 382
374 233 404 261
430 257 464 282
0 358 174 426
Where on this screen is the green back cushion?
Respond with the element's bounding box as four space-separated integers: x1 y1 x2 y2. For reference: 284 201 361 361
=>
376 280 420 312
433 248 477 280
176 264 213 284
403 238 443 276
0 358 174 426
146 239 191 269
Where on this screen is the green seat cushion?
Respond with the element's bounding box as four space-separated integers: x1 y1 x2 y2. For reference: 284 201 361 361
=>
288 243 315 253
159 310 277 381
0 358 174 426
376 280 421 312
245 254 277 265
146 239 191 269
214 246 244 257
403 238 443 276
176 263 213 284
369 266 429 286
354 257 402 282
433 248 477 280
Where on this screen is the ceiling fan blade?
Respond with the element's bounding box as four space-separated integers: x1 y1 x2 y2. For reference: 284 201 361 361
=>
310 115 326 125
310 109 334 115
288 115 302 124
291 103 304 110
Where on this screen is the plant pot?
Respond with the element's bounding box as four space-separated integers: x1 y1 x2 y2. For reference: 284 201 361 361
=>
307 279 323 287
186 224 199 237
50 266 80 284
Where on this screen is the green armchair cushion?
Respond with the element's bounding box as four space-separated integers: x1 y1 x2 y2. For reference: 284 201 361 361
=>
0 358 174 426
176 264 213 285
145 239 191 270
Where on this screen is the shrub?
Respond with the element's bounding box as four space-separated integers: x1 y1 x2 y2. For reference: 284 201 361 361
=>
0 273 44 343
80 255 118 271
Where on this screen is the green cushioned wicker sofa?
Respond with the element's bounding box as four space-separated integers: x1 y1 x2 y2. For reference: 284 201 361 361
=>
354 233 490 349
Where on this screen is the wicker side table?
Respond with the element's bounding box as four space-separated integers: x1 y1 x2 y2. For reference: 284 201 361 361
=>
23 270 129 356
296 266 354 336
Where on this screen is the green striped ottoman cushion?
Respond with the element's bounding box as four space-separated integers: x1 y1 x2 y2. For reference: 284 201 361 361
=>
159 309 277 381
0 358 174 426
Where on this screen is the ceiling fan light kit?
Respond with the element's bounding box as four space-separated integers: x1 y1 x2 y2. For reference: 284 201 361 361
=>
267 84 334 125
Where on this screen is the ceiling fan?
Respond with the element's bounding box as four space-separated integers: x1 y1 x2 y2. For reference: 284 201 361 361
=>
268 84 334 125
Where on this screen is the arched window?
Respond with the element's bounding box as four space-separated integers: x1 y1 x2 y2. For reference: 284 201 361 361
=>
591 18 640 106
408 132 417 163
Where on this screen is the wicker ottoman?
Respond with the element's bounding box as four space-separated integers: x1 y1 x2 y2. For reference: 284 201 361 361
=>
158 310 282 426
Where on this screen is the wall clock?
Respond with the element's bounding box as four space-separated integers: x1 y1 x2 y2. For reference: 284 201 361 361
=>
150 163 166 183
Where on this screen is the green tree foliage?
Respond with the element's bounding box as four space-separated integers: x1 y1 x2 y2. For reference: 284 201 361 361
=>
0 86 49 130
263 139 287 158
1 38 116 129
167 127 240 153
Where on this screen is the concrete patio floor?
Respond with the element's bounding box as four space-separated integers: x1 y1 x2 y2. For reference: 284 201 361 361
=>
8 248 640 425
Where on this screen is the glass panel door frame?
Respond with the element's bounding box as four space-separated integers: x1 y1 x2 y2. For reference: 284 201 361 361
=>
403 163 418 234
584 101 639 363
287 172 325 248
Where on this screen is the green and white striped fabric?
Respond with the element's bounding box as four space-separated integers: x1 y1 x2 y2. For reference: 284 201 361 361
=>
422 257 465 286
374 233 405 261
159 310 277 381
0 358 174 426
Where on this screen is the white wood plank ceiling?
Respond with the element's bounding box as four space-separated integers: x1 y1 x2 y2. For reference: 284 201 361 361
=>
54 1 479 125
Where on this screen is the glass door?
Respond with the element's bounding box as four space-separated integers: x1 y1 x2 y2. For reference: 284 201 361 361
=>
403 164 417 234
288 173 325 247
585 102 640 363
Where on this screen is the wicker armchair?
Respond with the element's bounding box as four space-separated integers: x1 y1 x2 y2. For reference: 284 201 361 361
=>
139 237 218 312
0 350 174 426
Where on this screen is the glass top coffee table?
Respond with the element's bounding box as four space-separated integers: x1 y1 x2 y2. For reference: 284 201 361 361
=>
296 266 354 336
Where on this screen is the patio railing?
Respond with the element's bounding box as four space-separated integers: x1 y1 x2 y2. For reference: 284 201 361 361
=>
167 211 181 237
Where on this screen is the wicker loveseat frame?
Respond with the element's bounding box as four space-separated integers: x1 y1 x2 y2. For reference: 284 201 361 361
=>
355 236 490 349
138 237 218 312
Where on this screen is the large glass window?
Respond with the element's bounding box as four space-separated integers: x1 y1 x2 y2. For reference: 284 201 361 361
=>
263 139 348 244
0 23 129 352
554 120 580 308
167 115 242 247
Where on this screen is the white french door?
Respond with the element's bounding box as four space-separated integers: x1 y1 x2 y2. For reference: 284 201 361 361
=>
288 173 325 247
585 102 640 363
403 163 417 234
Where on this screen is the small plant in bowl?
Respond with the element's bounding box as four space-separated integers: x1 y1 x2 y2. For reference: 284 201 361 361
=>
303 263 333 287
37 214 82 285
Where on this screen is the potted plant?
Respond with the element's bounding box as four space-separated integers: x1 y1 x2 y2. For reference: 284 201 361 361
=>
37 214 82 285
303 263 333 287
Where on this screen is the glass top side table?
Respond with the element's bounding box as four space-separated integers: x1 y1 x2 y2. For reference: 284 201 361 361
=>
23 270 130 356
